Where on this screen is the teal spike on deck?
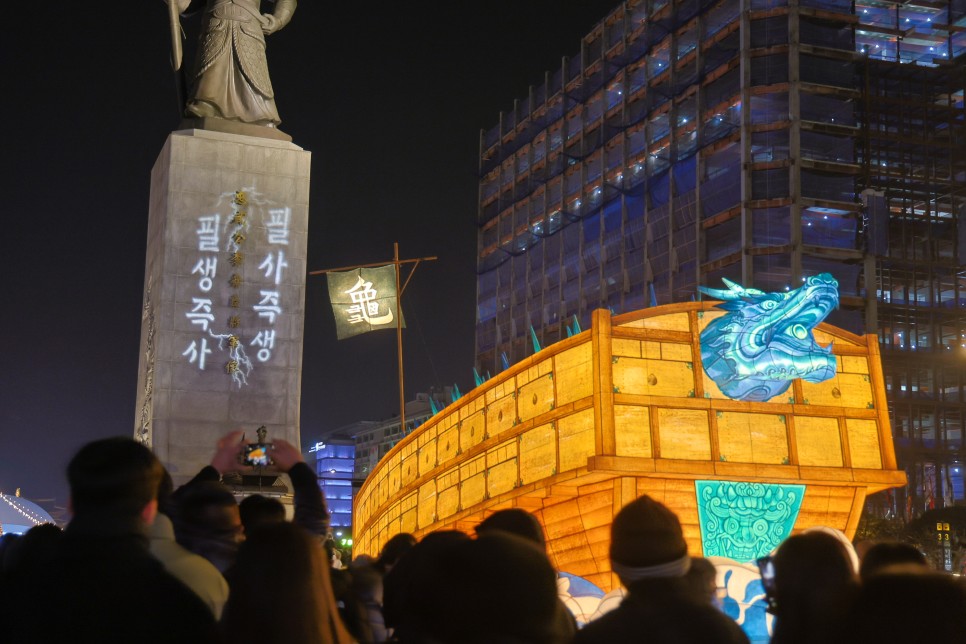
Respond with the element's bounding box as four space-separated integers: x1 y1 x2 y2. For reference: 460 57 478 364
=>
571 315 581 334
501 352 510 371
529 326 542 353
451 383 462 402
429 397 440 415
473 368 485 387
649 283 658 307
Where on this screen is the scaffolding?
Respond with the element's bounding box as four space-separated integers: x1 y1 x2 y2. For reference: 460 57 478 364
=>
858 55 966 514
474 0 965 514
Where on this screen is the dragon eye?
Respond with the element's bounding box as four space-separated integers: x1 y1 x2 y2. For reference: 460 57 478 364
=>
761 300 777 310
790 324 808 339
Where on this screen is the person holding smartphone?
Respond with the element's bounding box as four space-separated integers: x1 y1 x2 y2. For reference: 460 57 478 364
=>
574 496 749 644
170 429 330 573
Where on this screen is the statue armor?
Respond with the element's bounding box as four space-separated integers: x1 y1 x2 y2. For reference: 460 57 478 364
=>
186 0 296 127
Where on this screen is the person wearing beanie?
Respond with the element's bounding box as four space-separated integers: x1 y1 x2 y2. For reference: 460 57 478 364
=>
574 495 749 644
475 508 578 641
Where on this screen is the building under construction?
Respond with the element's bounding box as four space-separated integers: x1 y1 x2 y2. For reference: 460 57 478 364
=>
475 0 965 516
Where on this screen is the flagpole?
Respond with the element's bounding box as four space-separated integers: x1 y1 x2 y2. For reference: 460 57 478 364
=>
309 248 436 443
394 242 406 440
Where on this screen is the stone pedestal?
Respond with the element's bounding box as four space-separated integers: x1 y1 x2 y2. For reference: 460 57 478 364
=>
135 129 311 485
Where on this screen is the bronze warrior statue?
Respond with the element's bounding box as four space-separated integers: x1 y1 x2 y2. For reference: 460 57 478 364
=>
166 0 297 128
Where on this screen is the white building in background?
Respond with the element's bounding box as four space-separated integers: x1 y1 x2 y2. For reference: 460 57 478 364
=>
304 388 454 532
352 390 453 480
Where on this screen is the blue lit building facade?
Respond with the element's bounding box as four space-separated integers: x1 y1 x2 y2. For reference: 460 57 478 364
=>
308 437 356 529
306 391 446 531
475 0 964 517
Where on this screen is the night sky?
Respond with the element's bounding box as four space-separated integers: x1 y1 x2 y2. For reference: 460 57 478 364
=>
0 1 618 515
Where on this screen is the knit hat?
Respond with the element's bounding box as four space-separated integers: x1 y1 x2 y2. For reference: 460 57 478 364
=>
475 508 547 551
610 495 690 581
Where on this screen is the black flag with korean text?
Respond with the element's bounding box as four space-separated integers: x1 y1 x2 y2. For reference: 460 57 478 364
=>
326 265 404 340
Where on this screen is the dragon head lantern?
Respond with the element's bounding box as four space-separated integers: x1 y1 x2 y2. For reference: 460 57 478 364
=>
698 273 839 402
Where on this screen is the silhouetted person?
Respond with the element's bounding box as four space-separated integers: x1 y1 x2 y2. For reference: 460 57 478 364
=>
239 493 286 532
684 556 719 607
451 530 573 643
0 532 22 574
385 529 569 643
475 507 578 640
383 530 472 642
837 569 966 644
344 534 416 643
574 495 748 644
348 559 388 642
329 563 376 643
475 507 547 548
222 521 353 644
0 523 62 576
176 479 244 573
858 541 929 580
265 437 331 538
147 469 228 617
177 430 329 542
852 537 876 563
375 531 417 575
2 437 217 643
172 430 330 573
768 530 858 644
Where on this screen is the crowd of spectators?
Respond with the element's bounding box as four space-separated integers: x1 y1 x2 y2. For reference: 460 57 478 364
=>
1 433 964 643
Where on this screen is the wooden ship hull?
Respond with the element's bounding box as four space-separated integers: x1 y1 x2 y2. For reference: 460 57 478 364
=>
353 303 905 592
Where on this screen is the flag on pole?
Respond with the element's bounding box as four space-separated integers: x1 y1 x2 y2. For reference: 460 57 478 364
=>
326 265 404 340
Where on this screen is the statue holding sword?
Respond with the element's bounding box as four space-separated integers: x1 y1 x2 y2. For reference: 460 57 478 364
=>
164 0 297 129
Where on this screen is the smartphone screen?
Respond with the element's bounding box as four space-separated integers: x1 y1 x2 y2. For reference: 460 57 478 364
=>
756 556 778 610
244 443 271 467
756 557 775 588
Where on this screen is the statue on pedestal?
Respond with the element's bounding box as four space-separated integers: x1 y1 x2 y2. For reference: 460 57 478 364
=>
166 0 297 129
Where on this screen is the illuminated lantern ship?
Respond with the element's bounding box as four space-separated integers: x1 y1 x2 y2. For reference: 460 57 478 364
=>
353 275 905 592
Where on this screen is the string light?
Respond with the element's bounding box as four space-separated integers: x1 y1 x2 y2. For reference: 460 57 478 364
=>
0 492 51 528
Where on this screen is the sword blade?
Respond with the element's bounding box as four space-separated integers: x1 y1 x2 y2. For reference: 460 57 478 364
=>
168 0 183 71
